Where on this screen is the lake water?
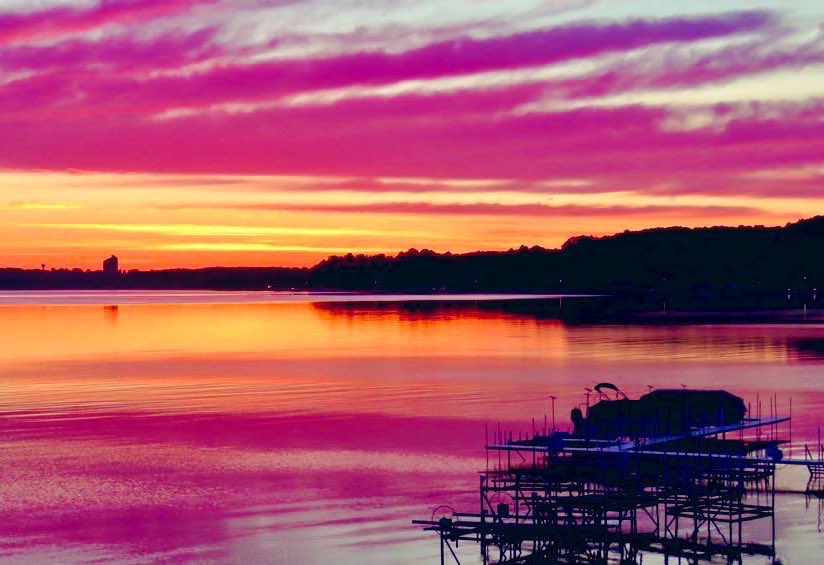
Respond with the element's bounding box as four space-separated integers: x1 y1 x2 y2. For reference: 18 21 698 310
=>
0 291 823 563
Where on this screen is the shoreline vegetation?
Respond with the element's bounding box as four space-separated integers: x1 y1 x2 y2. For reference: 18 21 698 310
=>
2 216 822 317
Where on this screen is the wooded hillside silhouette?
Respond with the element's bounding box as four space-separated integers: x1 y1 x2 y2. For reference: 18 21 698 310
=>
2 216 822 311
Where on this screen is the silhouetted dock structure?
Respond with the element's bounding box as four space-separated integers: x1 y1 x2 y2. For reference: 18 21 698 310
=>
415 385 824 564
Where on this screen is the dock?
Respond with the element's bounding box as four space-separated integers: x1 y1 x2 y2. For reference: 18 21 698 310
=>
414 386 824 564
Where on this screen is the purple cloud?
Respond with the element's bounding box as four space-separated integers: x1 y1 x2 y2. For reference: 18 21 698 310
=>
0 0 210 45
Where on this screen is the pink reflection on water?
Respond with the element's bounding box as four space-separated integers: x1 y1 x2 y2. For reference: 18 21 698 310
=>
0 297 822 562
0 411 482 563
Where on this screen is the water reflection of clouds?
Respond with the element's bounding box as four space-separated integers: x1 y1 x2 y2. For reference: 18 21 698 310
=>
0 300 823 562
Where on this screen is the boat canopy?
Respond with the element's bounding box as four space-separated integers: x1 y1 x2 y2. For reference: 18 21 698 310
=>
572 389 746 439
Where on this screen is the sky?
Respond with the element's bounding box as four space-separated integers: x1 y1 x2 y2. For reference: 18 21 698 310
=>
1 0 823 269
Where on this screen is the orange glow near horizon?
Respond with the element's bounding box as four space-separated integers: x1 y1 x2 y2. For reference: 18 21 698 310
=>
0 171 811 269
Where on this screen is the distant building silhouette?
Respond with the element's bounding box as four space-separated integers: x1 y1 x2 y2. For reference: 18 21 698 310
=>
103 255 119 275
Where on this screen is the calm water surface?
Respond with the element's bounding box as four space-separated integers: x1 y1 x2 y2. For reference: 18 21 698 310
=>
0 292 823 563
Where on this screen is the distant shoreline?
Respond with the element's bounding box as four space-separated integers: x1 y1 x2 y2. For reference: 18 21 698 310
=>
1 216 820 316
0 289 587 306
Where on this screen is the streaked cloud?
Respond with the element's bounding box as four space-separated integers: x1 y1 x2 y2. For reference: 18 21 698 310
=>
0 1 821 268
0 0 206 45
3 201 81 210
33 222 426 238
150 243 388 253
183 201 762 218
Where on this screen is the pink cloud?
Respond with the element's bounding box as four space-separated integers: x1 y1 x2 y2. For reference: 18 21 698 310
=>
0 27 221 73
0 11 775 120
549 34 824 100
0 0 209 45
2 84 823 201
155 200 760 218
637 174 824 199
0 5 821 208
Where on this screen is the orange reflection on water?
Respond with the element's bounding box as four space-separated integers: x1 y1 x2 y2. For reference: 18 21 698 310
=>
0 301 821 423
0 302 570 419
0 302 568 362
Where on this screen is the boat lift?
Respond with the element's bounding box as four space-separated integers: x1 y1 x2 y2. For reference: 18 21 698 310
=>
415 386 824 564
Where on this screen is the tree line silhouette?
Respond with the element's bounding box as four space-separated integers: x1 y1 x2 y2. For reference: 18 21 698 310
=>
2 216 822 312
